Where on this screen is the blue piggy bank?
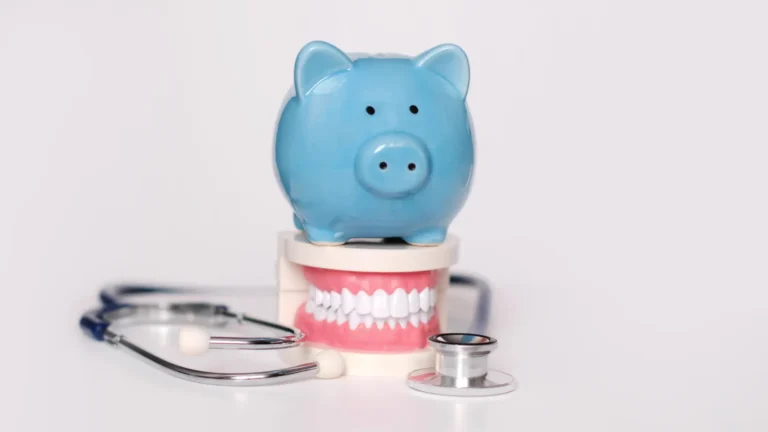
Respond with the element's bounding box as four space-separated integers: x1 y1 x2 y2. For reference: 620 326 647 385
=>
274 41 474 246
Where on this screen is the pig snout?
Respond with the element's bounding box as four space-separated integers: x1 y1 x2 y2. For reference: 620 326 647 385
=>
354 132 430 198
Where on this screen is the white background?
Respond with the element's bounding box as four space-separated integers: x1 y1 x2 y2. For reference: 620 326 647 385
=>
2 1 767 431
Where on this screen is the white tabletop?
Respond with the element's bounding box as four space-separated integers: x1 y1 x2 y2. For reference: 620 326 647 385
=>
9 282 765 432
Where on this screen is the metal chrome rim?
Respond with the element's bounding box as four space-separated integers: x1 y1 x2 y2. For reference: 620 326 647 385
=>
406 368 517 397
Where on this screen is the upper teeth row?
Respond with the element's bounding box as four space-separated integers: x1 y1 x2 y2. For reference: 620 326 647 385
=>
307 285 436 319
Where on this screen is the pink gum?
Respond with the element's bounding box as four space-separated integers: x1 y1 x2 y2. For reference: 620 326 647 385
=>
294 302 440 352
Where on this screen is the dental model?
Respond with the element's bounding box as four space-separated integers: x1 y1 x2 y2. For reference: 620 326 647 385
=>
276 231 458 377
296 267 439 351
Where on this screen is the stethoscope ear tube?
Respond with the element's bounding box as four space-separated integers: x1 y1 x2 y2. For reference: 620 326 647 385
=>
80 295 322 385
79 303 133 342
99 284 207 306
118 333 321 386
448 273 491 334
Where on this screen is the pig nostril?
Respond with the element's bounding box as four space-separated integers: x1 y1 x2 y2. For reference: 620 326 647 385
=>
408 163 416 171
379 162 388 170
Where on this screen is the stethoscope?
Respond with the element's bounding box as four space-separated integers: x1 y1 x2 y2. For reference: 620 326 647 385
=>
79 274 517 396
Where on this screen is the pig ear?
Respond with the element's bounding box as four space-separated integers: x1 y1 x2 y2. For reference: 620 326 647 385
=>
413 44 470 99
294 41 353 98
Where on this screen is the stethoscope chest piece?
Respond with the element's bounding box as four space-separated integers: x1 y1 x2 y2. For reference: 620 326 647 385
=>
407 333 517 397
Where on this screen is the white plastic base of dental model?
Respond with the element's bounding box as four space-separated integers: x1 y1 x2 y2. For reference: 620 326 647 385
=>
275 230 458 378
276 230 460 274
279 344 435 378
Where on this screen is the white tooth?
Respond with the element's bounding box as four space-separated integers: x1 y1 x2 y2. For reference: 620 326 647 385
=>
409 314 420 328
428 307 435 319
371 289 389 318
314 307 327 321
408 289 419 313
348 311 360 330
341 288 355 314
356 292 372 315
375 318 385 330
330 292 341 311
326 310 336 323
314 288 324 306
308 286 316 301
398 318 408 329
419 310 428 324
363 315 373 328
336 309 347 325
322 291 331 308
387 318 397 329
390 288 408 318
305 300 314 313
419 289 430 312
429 288 437 307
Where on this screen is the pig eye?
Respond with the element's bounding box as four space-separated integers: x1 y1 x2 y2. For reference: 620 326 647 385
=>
409 105 419 114
366 106 375 115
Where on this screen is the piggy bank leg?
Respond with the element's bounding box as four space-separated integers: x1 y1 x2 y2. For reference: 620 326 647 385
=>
403 228 447 246
304 225 347 246
293 213 304 231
